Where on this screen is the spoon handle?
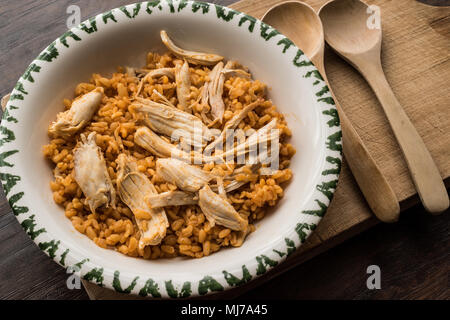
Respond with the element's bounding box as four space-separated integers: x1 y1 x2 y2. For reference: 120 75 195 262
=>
316 59 399 222
361 63 449 214
337 102 400 222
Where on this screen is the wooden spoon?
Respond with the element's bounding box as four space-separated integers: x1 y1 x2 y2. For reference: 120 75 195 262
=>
262 1 400 222
319 0 449 214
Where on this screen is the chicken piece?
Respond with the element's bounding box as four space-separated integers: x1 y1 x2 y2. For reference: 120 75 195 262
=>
175 60 192 113
220 119 279 160
221 60 251 79
150 89 177 108
222 181 248 193
198 185 248 231
216 177 227 198
202 61 248 125
221 68 251 79
135 126 189 160
116 154 169 248
146 68 175 79
73 132 116 213
245 120 280 168
230 228 251 247
132 98 212 148
156 158 215 192
204 99 263 154
146 191 198 208
49 88 103 138
198 85 213 124
210 164 261 193
223 60 249 71
134 127 219 164
207 62 225 123
125 67 136 77
135 68 175 97
160 30 223 66
226 163 261 179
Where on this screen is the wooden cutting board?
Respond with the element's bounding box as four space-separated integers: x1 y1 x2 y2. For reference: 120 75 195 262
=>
4 0 449 299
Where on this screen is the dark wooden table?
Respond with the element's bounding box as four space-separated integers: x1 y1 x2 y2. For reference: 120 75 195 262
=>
0 0 448 300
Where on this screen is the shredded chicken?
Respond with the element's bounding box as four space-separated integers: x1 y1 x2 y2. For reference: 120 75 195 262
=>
230 228 250 247
132 97 212 148
223 60 249 71
221 68 251 79
198 185 248 231
146 191 198 208
125 67 136 77
221 60 251 79
208 62 225 123
134 126 220 163
220 119 279 160
135 68 175 97
116 154 169 248
135 126 189 160
73 132 116 213
49 88 103 137
200 80 210 108
175 60 192 113
150 162 261 209
156 158 215 192
160 30 224 66
216 177 227 198
217 180 247 193
204 99 263 154
226 163 261 179
208 164 260 193
201 61 251 125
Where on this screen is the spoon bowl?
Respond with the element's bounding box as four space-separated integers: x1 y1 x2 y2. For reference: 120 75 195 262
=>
262 1 324 62
319 0 381 55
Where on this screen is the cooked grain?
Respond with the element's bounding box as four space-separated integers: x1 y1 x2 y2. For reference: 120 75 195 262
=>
43 51 295 259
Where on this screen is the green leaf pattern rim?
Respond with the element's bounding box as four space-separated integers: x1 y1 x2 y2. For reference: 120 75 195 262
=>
0 0 341 298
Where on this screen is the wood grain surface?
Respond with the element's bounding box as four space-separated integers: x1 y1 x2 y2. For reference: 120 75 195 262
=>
0 0 448 300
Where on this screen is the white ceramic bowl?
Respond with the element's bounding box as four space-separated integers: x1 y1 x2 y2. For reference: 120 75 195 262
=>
0 1 341 297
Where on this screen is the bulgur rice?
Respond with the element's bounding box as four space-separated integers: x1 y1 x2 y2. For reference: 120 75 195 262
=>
42 32 295 260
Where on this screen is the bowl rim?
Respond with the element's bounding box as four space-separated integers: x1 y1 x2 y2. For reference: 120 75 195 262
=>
0 0 342 298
